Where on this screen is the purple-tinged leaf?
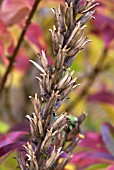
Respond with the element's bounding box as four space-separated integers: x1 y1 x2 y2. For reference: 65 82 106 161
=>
0 142 25 164
102 24 114 48
9 122 30 133
87 90 114 105
0 131 28 148
101 123 114 156
70 151 114 170
59 152 68 159
92 13 114 48
79 132 108 153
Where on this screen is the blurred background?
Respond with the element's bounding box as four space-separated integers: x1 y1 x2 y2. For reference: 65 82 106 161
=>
0 0 114 169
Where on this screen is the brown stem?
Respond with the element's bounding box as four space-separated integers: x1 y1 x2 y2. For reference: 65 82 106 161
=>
0 0 41 94
63 48 108 112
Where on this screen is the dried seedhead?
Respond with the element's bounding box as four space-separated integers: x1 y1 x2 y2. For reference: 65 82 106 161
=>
17 0 98 169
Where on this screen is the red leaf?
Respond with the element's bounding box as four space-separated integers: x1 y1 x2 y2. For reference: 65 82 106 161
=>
0 20 14 64
0 0 31 26
72 129 114 169
70 151 114 170
0 142 25 164
25 22 53 65
15 49 30 72
79 132 108 153
26 23 47 52
87 90 114 105
0 131 28 148
7 44 30 72
0 41 5 64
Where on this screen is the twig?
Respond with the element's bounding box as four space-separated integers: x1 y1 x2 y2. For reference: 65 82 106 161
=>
62 47 108 113
0 0 41 94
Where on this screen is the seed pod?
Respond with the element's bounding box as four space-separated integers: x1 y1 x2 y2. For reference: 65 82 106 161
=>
77 10 95 26
29 60 45 73
37 50 52 74
65 22 80 47
64 55 76 68
45 74 52 93
65 2 73 28
57 68 70 89
59 83 75 100
55 47 67 71
49 26 59 55
58 5 66 34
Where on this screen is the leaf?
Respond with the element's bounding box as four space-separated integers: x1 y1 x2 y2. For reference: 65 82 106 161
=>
71 129 114 169
0 131 28 148
86 163 108 170
79 132 108 153
26 23 47 52
0 20 14 65
87 90 114 105
0 131 28 164
0 142 25 164
59 152 68 159
0 0 31 26
101 123 114 156
0 152 17 170
15 49 30 72
87 90 114 121
92 13 114 48
70 151 114 170
9 122 30 133
0 41 5 64
25 22 53 65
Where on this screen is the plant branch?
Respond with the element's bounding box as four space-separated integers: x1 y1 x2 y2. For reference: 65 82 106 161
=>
0 0 41 93
63 47 108 113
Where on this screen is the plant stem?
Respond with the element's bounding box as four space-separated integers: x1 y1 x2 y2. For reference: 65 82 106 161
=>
0 0 41 94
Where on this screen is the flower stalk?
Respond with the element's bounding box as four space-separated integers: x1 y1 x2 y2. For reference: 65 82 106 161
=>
17 0 98 169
